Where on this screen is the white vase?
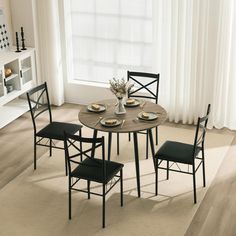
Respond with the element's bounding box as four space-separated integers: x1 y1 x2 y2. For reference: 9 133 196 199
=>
115 97 126 115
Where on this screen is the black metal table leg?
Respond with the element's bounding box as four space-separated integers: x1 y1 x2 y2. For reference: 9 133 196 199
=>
133 132 141 198
148 129 156 169
108 132 112 161
91 129 97 158
117 133 119 155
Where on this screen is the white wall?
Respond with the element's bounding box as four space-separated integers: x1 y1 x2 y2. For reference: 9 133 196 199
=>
0 0 13 45
10 0 35 47
64 82 114 105
0 0 35 48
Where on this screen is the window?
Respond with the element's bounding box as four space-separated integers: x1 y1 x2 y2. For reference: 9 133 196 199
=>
67 0 153 84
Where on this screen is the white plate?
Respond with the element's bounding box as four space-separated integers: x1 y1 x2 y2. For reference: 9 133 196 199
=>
124 99 140 107
87 104 106 113
137 112 158 121
100 117 122 127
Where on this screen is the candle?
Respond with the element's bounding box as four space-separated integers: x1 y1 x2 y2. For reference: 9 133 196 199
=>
15 32 21 52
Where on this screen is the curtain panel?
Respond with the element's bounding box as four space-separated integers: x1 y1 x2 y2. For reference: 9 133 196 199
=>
33 0 64 106
154 0 236 129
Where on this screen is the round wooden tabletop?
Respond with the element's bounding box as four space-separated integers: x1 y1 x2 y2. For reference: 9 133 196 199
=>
79 99 167 133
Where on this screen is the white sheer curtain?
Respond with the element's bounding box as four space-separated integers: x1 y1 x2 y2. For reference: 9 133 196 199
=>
212 0 236 129
33 0 64 106
153 0 236 129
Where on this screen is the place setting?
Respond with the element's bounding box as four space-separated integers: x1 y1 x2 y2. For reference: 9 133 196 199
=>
124 98 140 107
132 111 160 123
87 103 107 113
95 117 125 128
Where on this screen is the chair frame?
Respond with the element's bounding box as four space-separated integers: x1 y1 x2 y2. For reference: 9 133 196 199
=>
27 82 82 171
64 133 123 228
154 104 211 203
117 71 160 159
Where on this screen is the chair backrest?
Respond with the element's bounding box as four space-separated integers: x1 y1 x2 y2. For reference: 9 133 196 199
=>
193 104 211 159
127 71 160 104
26 82 52 133
64 132 106 180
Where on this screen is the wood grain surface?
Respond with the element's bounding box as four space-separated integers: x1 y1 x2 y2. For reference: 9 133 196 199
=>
79 99 167 133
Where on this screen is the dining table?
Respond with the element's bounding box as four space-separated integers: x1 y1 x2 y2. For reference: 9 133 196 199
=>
78 98 167 197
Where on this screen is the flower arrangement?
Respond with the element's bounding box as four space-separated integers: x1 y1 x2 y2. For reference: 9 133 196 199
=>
109 78 133 99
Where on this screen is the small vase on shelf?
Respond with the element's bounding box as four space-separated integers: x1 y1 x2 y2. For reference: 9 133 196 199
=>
115 97 126 115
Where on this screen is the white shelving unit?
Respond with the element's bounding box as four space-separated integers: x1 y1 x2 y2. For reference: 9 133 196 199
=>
0 47 36 128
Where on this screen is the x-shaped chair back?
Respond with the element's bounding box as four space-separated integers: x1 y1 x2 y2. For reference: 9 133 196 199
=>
128 71 160 104
64 133 106 180
27 82 52 134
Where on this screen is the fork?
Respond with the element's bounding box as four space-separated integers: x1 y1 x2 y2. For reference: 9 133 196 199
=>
140 101 146 109
120 119 125 128
94 116 103 126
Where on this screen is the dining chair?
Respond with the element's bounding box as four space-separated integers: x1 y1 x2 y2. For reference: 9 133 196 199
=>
64 132 124 228
27 82 82 172
154 104 211 203
116 71 160 159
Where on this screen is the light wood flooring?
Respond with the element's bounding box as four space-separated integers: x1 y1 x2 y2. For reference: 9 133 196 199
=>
0 103 236 235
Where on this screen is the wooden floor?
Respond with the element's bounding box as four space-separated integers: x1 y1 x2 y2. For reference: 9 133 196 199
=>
0 103 81 189
186 134 236 235
0 103 236 235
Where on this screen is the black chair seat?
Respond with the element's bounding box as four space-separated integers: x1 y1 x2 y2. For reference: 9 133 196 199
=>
156 141 201 164
71 158 124 184
37 121 82 140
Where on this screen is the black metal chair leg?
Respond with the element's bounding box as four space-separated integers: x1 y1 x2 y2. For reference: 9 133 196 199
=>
167 161 169 180
202 148 206 187
108 132 112 161
117 133 119 155
49 139 52 156
128 132 131 141
65 156 68 176
146 131 149 159
120 169 123 207
102 184 106 228
87 180 90 199
80 129 83 161
193 170 197 204
69 179 72 220
34 137 37 170
155 158 158 195
91 130 97 158
155 127 158 145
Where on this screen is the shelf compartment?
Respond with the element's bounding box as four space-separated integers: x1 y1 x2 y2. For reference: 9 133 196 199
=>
21 67 31 74
21 57 31 70
21 68 32 85
4 73 18 82
5 74 20 93
4 59 19 77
